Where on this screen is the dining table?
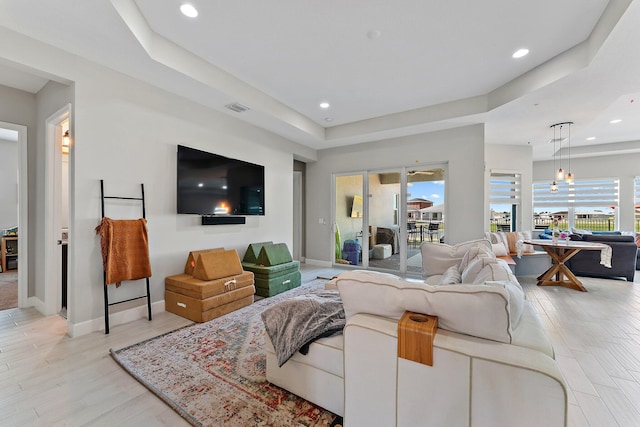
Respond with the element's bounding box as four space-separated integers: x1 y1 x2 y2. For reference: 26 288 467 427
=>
523 239 611 292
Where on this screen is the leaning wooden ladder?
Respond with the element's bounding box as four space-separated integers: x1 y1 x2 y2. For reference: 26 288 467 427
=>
100 179 152 334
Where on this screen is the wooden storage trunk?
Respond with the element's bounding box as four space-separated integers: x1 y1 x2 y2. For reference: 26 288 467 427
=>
165 271 254 299
165 287 255 323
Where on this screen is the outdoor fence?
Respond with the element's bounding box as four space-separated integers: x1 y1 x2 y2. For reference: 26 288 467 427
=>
490 218 640 232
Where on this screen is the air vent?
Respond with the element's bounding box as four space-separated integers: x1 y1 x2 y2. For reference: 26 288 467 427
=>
225 103 250 113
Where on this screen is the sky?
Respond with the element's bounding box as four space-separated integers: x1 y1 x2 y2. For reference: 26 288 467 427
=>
407 180 444 203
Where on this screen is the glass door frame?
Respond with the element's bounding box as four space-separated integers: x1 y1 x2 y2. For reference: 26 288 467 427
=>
332 163 447 276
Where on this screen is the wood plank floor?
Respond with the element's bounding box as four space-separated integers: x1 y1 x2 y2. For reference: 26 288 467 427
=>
0 266 638 426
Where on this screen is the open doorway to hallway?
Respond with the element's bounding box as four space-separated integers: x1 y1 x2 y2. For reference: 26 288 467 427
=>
0 123 26 312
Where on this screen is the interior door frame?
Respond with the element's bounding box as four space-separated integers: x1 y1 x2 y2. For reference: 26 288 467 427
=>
44 104 71 316
293 171 303 261
0 121 28 307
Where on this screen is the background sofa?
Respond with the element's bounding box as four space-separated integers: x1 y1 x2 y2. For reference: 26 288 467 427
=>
566 234 637 281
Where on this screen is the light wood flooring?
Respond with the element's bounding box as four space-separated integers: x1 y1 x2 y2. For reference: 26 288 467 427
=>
0 265 639 426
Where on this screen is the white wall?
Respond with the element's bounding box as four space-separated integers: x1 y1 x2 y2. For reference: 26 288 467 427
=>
0 28 316 334
65 62 311 332
306 125 485 264
534 152 640 231
0 138 18 230
485 144 533 231
0 84 36 294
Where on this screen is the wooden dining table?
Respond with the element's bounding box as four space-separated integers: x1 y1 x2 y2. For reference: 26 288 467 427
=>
523 239 610 292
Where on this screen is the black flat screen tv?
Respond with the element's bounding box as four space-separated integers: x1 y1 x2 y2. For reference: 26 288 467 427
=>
177 145 265 216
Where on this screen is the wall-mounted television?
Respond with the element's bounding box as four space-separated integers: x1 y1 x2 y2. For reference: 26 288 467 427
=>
177 145 265 216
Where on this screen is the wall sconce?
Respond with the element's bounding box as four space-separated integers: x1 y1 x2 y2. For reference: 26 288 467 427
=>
62 130 70 154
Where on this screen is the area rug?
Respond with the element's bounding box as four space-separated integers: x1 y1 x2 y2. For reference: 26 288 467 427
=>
111 279 342 427
0 272 18 311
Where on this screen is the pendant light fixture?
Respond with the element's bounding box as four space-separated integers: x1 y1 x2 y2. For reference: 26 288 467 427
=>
549 122 574 192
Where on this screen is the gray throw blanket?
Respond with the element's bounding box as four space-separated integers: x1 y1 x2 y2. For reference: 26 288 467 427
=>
261 290 345 367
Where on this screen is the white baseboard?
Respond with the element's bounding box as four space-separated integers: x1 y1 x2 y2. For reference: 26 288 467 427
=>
68 300 166 338
26 296 46 313
303 258 333 268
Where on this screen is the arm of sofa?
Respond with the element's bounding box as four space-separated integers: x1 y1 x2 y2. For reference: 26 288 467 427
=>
343 313 567 427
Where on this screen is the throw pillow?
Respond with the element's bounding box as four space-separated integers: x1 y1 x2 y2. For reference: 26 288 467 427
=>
461 256 503 283
471 261 513 285
516 231 535 254
491 242 508 257
459 245 495 273
438 265 461 285
421 238 492 276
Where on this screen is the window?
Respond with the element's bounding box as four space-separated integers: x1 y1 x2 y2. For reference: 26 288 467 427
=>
635 177 640 232
533 178 618 231
490 171 520 231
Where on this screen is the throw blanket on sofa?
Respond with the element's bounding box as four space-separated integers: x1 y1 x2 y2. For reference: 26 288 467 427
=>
261 290 345 367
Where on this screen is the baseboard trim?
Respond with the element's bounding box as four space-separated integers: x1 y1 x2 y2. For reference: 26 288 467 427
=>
304 259 332 268
26 296 46 313
68 300 166 338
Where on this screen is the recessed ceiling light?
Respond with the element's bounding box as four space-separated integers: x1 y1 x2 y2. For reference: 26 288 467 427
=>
319 102 330 109
512 48 529 59
197 182 204 187
610 119 622 124
180 4 198 18
324 117 333 122
586 137 596 141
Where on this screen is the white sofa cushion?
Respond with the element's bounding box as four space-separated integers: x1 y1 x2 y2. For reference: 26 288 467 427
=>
484 280 525 326
336 270 515 344
421 239 491 276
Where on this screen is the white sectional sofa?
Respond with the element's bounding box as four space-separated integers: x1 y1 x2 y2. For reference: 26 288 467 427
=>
265 239 568 426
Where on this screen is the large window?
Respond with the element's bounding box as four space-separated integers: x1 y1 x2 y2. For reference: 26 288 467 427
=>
533 178 618 231
489 171 520 231
635 177 640 232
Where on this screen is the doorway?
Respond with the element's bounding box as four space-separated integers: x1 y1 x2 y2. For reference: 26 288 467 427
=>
0 121 28 310
44 105 71 318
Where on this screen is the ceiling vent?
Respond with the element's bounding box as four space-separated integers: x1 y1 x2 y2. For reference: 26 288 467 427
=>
225 103 250 113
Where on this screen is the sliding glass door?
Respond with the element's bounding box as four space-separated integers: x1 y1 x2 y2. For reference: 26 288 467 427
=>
406 167 446 274
367 171 402 273
334 174 365 267
333 164 446 275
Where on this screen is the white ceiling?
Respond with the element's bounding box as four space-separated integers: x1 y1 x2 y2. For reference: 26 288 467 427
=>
0 0 639 160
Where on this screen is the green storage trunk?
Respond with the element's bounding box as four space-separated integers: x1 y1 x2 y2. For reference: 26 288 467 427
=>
254 269 301 297
242 260 300 276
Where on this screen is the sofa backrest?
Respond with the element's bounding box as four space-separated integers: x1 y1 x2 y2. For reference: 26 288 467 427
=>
580 234 634 243
336 270 523 344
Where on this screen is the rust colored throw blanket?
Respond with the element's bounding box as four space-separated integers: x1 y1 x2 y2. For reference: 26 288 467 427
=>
96 217 152 287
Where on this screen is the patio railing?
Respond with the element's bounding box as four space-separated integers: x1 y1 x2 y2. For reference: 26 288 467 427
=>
490 218 627 232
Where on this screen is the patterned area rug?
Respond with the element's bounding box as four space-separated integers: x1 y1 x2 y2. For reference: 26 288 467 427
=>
111 279 342 427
